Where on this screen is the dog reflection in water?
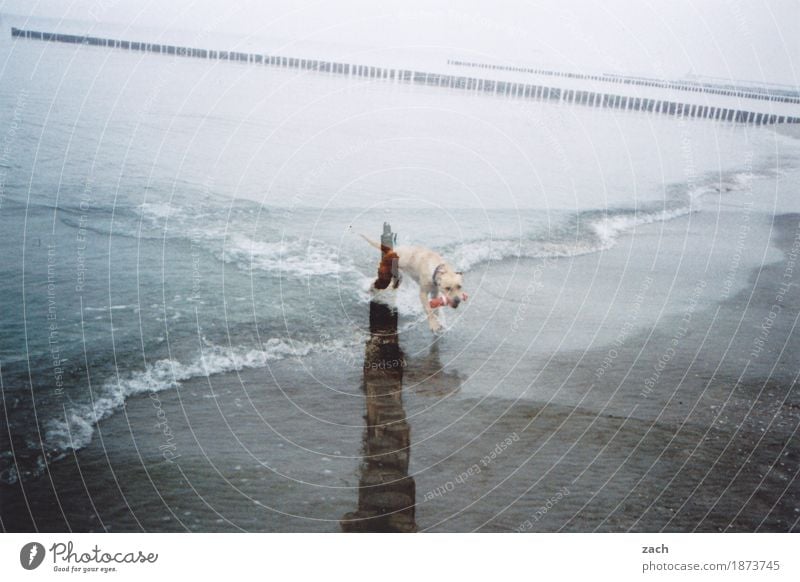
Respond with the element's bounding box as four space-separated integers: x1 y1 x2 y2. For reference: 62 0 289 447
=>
404 340 464 397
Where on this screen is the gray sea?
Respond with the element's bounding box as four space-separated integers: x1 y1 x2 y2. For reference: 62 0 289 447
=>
1 16 799 531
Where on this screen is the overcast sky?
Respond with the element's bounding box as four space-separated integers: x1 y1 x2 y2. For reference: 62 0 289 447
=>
3 0 798 86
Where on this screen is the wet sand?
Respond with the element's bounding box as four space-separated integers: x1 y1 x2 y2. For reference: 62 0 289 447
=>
3 211 799 532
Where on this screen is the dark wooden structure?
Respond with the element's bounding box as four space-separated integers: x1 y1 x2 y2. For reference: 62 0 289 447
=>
11 27 799 125
341 224 416 532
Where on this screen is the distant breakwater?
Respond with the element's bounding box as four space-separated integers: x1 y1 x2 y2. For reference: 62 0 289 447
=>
11 27 800 125
447 59 800 106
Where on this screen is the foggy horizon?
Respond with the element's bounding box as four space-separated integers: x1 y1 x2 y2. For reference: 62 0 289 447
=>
1 0 798 86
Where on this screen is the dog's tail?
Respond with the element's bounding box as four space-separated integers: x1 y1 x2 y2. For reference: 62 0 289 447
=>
349 226 393 253
358 233 385 252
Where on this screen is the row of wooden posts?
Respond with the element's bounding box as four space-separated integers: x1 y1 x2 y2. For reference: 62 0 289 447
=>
447 59 800 106
12 27 799 125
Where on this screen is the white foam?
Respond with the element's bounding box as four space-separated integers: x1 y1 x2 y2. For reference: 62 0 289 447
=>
83 304 137 312
589 206 694 247
452 239 526 270
446 204 697 273
139 205 362 280
137 201 178 221
448 167 775 272
43 338 342 453
452 235 606 271
222 234 356 278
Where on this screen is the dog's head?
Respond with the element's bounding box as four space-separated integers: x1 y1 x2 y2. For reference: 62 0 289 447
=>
436 267 466 308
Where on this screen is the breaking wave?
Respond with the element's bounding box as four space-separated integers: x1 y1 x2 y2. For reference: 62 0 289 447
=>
43 338 342 456
450 202 696 271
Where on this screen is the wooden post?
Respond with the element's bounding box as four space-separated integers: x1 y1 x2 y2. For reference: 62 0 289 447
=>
341 223 416 533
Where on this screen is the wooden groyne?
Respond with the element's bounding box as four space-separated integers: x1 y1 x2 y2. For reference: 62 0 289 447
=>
11 27 799 125
341 224 416 533
448 59 800 106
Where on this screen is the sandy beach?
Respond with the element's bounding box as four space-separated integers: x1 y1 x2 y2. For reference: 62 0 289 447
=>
3 207 798 532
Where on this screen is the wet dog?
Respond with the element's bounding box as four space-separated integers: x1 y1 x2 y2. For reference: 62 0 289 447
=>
361 235 465 333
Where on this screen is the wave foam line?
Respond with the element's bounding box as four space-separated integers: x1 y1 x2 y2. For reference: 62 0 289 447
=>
451 204 695 271
43 338 332 454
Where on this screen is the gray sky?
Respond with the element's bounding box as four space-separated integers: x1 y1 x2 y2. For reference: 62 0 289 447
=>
3 0 798 86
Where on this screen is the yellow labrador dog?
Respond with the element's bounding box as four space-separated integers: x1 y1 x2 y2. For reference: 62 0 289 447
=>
361 235 466 333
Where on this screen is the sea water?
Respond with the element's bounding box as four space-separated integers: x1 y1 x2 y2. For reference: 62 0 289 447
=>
1 17 799 484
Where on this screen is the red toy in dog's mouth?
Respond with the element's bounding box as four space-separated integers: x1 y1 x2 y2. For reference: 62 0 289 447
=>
429 293 468 309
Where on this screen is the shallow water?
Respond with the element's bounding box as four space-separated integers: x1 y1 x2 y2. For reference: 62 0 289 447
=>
1 15 799 502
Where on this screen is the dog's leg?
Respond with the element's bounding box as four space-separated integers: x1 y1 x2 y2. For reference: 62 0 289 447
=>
391 253 401 289
421 289 442 333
